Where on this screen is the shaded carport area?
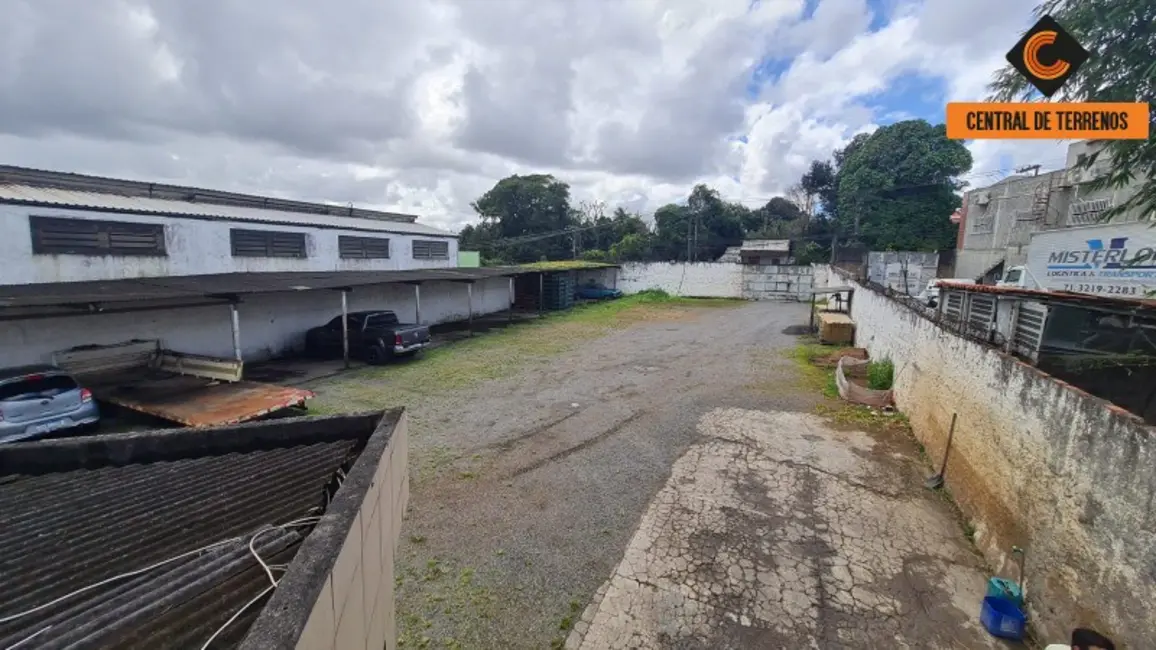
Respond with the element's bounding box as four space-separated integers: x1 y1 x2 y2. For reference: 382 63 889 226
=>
0 267 537 424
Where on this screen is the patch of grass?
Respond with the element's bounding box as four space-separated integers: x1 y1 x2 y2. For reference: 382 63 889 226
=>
397 557 498 649
519 260 618 271
866 358 895 390
788 340 851 397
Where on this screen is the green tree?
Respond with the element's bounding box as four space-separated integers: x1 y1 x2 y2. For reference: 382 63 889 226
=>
835 119 972 251
988 0 1156 221
609 233 652 261
471 174 577 262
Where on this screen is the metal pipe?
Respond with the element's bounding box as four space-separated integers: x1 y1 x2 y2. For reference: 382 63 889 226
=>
414 284 422 324
341 290 351 369
467 282 474 337
229 303 242 362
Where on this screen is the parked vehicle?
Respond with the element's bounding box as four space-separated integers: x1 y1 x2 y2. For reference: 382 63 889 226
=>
305 311 431 364
918 278 975 307
0 365 100 443
575 282 623 300
1015 221 1156 297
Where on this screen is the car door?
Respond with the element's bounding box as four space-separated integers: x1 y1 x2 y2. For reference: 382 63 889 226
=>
316 315 354 352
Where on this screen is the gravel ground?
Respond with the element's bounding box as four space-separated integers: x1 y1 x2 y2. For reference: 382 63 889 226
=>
304 299 985 649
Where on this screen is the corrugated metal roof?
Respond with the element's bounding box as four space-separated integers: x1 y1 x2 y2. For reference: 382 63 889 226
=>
0 182 455 237
939 281 1156 310
0 411 390 650
0 267 531 309
741 239 790 252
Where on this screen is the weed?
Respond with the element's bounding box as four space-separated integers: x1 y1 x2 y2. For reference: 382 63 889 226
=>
409 534 427 544
866 358 895 390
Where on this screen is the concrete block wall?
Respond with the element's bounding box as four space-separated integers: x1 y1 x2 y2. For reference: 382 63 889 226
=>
832 268 1156 647
741 264 814 301
305 413 407 650
0 276 514 367
243 410 410 650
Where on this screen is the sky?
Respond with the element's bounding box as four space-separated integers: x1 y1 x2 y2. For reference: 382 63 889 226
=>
0 0 1077 233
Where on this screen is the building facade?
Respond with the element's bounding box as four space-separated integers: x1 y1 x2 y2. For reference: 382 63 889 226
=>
0 166 459 285
954 140 1150 282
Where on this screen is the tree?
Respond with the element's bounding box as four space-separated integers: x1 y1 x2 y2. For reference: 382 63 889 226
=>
609 233 652 261
834 119 972 251
471 174 577 262
800 160 837 217
988 0 1156 221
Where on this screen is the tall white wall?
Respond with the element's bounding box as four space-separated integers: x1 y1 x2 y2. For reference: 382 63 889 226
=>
618 262 814 300
618 262 742 298
0 277 513 366
0 204 459 285
832 267 1156 648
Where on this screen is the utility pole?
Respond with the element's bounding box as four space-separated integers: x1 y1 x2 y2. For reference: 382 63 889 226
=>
572 227 580 259
686 215 692 262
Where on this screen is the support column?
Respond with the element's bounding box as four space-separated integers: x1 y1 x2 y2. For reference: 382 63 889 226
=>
229 303 242 362
414 284 422 324
538 273 544 317
508 277 515 324
467 282 474 337
341 290 351 369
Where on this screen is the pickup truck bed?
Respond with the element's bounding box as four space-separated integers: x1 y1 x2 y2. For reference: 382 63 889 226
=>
53 341 313 427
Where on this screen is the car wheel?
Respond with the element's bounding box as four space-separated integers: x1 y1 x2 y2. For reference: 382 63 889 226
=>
366 345 387 365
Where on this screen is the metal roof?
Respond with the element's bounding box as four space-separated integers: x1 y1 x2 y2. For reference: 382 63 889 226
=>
740 239 790 252
0 267 531 309
0 182 455 238
938 281 1156 311
0 410 393 650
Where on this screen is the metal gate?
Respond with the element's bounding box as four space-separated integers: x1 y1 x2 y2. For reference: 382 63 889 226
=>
1012 301 1048 361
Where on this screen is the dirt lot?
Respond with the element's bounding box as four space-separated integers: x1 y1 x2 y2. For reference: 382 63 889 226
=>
304 296 1000 649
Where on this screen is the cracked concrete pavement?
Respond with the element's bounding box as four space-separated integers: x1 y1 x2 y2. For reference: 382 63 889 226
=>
567 408 1003 650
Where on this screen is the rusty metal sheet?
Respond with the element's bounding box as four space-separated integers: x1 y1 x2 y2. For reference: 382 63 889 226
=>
94 375 314 427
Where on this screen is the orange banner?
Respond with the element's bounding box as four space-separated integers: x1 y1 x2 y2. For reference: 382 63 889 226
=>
946 102 1149 140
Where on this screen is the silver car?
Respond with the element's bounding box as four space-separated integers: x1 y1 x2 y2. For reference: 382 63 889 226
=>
0 365 100 444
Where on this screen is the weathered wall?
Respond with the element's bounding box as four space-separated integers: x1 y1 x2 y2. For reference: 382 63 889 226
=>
0 277 513 366
742 264 814 301
242 410 409 650
830 267 1156 647
619 262 742 298
619 262 813 300
0 204 459 285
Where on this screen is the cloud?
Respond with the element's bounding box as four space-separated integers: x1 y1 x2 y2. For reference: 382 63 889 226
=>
0 0 1055 233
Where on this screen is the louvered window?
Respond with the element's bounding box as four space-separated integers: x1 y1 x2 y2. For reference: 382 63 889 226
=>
412 239 449 260
230 228 307 258
339 235 390 259
30 216 166 256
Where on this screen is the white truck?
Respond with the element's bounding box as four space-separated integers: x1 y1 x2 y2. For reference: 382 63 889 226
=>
997 221 1156 299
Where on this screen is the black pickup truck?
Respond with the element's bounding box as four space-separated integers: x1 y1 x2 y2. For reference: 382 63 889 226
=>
304 310 431 364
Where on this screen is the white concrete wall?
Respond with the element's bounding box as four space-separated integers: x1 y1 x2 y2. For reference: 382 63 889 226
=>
0 204 459 285
832 267 1156 647
0 277 513 366
618 262 742 298
619 262 814 300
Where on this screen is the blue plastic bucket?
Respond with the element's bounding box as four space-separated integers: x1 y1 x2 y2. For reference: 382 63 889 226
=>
980 596 1026 640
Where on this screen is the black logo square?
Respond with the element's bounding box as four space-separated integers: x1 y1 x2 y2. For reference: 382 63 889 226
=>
1005 15 1090 98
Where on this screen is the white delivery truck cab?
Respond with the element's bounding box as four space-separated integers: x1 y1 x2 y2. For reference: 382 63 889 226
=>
1001 222 1156 297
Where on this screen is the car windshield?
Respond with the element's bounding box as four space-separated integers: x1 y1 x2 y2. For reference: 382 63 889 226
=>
0 374 78 401
1004 270 1022 283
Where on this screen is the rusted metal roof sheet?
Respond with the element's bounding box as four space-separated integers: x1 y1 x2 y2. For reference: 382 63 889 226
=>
90 375 314 427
